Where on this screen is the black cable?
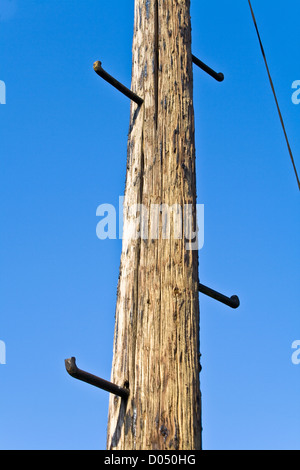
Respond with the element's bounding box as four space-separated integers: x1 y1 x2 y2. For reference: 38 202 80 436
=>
248 0 300 191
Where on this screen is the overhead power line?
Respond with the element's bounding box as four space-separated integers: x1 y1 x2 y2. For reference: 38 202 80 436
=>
248 0 300 191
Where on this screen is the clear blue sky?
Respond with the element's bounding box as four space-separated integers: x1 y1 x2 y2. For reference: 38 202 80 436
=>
0 0 299 450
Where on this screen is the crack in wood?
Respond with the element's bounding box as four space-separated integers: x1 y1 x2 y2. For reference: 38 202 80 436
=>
154 0 159 128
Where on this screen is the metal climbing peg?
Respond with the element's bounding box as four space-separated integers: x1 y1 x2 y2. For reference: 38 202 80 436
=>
192 55 224 82
199 283 240 309
65 357 129 400
93 61 144 106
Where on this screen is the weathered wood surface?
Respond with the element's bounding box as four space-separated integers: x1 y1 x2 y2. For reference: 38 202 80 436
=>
107 0 201 450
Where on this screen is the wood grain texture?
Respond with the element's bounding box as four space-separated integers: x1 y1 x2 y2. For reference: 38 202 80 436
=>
106 0 201 450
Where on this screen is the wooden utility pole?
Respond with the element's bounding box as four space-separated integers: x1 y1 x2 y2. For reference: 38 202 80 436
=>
106 0 201 450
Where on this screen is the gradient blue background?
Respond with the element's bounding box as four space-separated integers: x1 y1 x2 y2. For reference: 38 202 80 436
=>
0 0 299 450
